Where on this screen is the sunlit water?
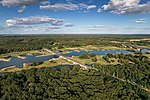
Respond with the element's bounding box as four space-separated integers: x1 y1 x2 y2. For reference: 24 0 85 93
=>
0 49 149 68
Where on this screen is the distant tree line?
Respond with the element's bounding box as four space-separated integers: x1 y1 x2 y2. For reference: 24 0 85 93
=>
2 35 149 54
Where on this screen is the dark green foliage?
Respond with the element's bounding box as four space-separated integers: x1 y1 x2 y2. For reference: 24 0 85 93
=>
79 54 89 59
0 58 150 100
0 36 55 53
1 35 150 54
0 35 150 99
50 60 56 63
92 57 97 62
79 53 97 62
19 53 27 57
102 56 110 63
30 61 43 66
89 53 96 58
95 53 150 90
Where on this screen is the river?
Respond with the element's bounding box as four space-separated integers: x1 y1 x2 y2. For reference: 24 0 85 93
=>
0 49 149 68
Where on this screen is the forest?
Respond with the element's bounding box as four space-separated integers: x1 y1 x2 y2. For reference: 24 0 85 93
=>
0 53 150 100
0 35 150 99
0 35 150 54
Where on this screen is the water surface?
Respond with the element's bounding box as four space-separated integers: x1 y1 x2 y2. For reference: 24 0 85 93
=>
0 49 149 69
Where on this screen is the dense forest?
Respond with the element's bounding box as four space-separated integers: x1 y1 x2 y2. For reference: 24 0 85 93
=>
0 35 150 99
0 35 150 54
0 53 150 100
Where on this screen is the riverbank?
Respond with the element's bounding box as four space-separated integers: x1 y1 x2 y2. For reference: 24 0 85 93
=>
17 56 26 59
0 57 72 73
0 58 11 62
0 66 19 72
0 49 54 60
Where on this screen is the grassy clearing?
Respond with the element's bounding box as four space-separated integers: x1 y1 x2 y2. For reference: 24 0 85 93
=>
144 54 150 59
60 45 127 53
24 58 72 69
0 66 21 73
71 55 120 65
81 45 124 50
129 38 150 42
0 50 39 60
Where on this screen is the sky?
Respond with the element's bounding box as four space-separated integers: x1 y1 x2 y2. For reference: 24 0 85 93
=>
0 0 150 34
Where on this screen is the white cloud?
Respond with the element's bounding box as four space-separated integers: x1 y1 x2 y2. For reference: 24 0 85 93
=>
78 3 88 9
88 25 114 30
87 25 150 34
40 1 49 5
48 26 61 29
87 5 96 9
39 3 94 11
6 16 64 27
65 23 74 27
132 18 147 23
1 0 48 13
102 0 150 15
18 6 26 13
40 3 78 10
124 26 150 30
1 0 48 7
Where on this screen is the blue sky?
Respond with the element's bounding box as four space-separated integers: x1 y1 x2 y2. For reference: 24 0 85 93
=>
0 0 150 34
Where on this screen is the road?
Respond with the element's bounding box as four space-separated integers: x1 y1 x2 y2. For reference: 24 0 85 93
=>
44 48 149 94
111 75 150 94
44 48 90 70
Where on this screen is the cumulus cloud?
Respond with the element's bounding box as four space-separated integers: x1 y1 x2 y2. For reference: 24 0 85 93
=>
40 1 49 5
1 0 48 13
40 3 78 10
40 3 96 11
78 3 88 9
6 16 64 27
1 0 48 7
48 26 61 29
87 5 96 9
88 25 113 30
65 23 74 27
89 25 105 28
132 18 147 23
102 0 150 15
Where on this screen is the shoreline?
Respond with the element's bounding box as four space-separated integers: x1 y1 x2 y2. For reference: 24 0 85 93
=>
0 66 16 71
17 56 26 59
0 58 11 62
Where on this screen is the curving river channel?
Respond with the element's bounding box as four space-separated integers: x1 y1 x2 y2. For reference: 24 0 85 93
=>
0 49 149 68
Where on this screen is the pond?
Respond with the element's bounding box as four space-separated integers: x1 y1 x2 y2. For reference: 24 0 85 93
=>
0 49 149 69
